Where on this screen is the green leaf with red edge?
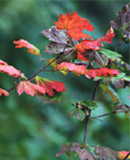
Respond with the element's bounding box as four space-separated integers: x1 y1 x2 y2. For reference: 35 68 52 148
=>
100 84 120 103
0 59 24 78
13 39 40 56
117 151 130 159
35 76 66 96
0 88 9 96
69 108 86 121
95 145 117 160
17 81 45 97
54 11 94 40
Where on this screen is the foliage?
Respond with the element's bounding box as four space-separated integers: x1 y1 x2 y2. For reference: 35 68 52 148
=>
0 1 129 160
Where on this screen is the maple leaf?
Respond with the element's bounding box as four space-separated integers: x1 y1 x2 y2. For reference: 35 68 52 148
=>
117 151 130 159
13 39 40 56
35 76 66 96
85 68 120 78
0 88 9 96
54 11 94 40
76 27 115 61
0 59 24 77
57 62 120 78
111 3 130 41
17 81 45 96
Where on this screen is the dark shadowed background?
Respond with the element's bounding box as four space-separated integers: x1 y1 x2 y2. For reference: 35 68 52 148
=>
0 0 129 160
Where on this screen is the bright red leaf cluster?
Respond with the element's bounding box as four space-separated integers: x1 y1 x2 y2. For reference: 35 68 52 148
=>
76 27 115 61
35 76 66 96
57 62 120 78
54 11 94 40
13 39 40 56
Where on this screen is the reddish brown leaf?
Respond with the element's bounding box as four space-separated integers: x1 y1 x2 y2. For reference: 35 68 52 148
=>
54 11 94 40
13 39 40 56
17 81 45 96
0 59 24 77
0 88 9 96
35 76 66 96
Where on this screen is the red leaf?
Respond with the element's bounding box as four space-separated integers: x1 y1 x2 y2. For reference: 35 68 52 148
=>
76 27 115 61
57 62 120 78
17 81 45 96
0 59 24 77
57 62 87 76
35 76 66 96
13 39 40 56
54 11 94 40
0 88 9 96
117 151 130 159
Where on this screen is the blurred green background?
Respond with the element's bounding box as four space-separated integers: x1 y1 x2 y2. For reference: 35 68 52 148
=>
0 0 129 160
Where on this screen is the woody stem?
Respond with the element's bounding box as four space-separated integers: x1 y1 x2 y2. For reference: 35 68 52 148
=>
83 80 100 144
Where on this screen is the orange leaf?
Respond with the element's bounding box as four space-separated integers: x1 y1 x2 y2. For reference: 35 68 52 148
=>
13 39 40 56
35 76 66 96
117 151 130 159
54 11 94 40
0 59 24 77
0 88 9 96
17 81 45 96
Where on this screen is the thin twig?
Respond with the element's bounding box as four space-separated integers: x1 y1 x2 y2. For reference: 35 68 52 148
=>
90 111 123 120
115 39 123 52
83 80 100 144
7 54 61 92
123 152 130 160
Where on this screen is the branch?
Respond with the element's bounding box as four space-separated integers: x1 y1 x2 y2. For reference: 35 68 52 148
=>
115 39 123 52
7 54 61 92
90 110 123 120
83 80 100 144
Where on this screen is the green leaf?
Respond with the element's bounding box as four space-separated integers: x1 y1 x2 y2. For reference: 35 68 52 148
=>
69 108 86 121
80 100 98 110
98 48 122 62
100 84 120 103
37 92 63 104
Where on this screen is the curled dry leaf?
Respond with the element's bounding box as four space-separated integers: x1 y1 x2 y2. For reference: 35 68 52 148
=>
0 88 9 96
